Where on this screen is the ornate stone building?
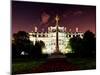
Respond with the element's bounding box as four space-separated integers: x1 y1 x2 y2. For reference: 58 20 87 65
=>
29 16 83 54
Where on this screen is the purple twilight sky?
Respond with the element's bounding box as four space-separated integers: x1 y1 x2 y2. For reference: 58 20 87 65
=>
12 1 96 34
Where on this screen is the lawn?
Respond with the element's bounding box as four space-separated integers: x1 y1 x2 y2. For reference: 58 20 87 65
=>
68 57 96 70
12 58 45 74
12 57 96 74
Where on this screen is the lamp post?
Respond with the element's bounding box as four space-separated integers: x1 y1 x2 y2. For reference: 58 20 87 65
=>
48 15 66 58
55 15 60 54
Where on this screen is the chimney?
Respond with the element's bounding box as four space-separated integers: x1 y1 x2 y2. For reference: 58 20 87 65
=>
42 28 44 32
35 26 37 32
64 27 66 32
69 28 71 32
76 27 78 32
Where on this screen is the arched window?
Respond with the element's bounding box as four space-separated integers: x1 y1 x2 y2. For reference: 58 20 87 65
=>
69 35 71 37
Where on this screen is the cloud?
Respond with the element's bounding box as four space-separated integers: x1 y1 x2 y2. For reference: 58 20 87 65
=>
41 12 50 24
62 10 83 18
73 11 83 16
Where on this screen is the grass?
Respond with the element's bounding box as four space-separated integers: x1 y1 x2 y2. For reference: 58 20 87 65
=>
68 57 96 70
12 59 45 74
12 57 96 74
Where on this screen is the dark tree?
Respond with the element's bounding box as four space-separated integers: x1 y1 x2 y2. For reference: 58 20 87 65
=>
33 40 46 59
82 30 96 57
13 31 29 41
12 43 17 58
69 35 83 56
12 31 34 58
69 30 96 58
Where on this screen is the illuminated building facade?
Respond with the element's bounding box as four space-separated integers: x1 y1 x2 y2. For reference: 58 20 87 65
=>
29 16 83 54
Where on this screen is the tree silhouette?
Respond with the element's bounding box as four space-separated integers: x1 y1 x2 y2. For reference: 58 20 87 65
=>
12 31 34 58
69 35 83 56
82 30 96 57
12 31 47 60
33 40 46 59
69 30 96 58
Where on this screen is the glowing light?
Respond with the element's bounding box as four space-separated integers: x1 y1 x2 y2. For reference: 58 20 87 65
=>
29 24 83 54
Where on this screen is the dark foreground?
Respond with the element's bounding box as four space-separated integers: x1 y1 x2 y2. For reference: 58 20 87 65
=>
12 57 96 74
32 58 79 73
